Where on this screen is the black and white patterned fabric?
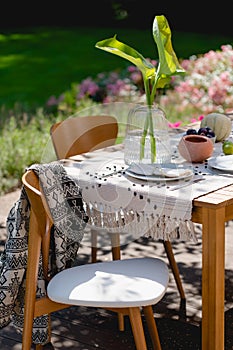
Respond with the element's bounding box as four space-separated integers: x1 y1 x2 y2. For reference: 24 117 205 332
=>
0 162 88 345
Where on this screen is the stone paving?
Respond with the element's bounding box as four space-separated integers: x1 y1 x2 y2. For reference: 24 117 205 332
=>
0 188 233 349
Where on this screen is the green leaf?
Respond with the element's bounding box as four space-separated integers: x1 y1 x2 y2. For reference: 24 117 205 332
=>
156 75 172 89
153 15 186 79
95 35 155 81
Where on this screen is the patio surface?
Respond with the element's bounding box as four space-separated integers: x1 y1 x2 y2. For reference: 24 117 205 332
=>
0 189 233 349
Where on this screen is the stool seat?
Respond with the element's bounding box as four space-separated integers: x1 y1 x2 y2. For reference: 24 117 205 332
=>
47 257 169 308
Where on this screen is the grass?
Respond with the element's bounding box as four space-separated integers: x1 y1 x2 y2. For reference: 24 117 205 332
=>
0 26 232 110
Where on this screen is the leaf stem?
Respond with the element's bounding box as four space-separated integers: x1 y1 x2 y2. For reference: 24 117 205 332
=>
140 77 156 162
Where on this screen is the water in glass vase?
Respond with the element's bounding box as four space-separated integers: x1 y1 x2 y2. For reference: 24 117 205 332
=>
124 105 171 165
124 129 171 165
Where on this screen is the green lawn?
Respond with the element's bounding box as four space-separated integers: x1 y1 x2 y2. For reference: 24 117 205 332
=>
0 26 232 110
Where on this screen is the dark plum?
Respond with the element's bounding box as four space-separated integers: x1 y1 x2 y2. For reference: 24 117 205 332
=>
206 130 215 138
197 127 208 136
186 128 197 135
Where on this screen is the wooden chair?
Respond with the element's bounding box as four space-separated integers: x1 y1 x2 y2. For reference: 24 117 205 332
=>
50 115 185 300
50 115 121 262
50 115 119 159
22 169 169 350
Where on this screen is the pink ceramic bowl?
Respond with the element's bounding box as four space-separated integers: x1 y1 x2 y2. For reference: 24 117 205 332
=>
178 134 214 163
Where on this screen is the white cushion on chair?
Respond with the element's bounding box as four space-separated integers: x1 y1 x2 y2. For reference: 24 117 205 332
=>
47 257 169 308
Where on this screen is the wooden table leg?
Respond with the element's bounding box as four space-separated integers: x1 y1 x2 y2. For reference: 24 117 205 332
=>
202 206 225 350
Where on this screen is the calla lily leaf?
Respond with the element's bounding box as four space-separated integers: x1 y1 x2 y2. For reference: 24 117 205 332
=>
95 35 155 81
153 15 186 78
156 74 172 89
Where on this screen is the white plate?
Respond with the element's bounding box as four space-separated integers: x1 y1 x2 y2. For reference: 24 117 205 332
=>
125 169 193 182
127 162 193 177
208 155 233 173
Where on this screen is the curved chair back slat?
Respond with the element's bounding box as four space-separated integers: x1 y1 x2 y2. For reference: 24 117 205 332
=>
50 115 118 159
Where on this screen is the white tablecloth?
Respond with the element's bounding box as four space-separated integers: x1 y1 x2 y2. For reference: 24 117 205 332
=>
65 135 233 242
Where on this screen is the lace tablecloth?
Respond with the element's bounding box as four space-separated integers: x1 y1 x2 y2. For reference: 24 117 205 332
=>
65 134 233 242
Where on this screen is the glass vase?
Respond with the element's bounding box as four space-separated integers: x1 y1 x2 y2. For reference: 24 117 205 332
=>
124 105 171 165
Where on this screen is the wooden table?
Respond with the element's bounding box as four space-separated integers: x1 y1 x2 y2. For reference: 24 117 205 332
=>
192 184 233 350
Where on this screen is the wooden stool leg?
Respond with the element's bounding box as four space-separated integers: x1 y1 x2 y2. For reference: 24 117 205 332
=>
110 232 123 331
163 240 185 299
143 305 162 350
91 229 98 263
91 231 121 262
118 313 125 331
128 307 147 350
110 232 121 260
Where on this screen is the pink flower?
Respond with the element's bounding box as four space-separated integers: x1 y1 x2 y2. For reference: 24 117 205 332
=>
168 121 182 128
46 95 58 106
78 78 99 99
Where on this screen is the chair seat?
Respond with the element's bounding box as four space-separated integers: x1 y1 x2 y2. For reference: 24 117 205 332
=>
47 257 169 308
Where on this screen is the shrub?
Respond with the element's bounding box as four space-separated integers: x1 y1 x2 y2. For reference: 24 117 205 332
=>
0 111 54 194
160 44 233 122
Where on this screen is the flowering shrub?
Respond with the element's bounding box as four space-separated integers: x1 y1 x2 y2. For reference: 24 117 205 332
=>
76 59 159 104
78 70 140 103
159 44 233 122
46 45 233 126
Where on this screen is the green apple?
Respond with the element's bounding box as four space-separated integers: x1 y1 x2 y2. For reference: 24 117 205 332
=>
222 140 233 155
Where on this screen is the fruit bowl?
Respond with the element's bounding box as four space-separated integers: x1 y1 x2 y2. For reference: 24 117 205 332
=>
178 134 214 163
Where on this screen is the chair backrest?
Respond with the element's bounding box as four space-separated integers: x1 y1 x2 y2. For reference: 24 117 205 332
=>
22 170 52 280
50 115 118 159
22 170 52 226
22 170 46 225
